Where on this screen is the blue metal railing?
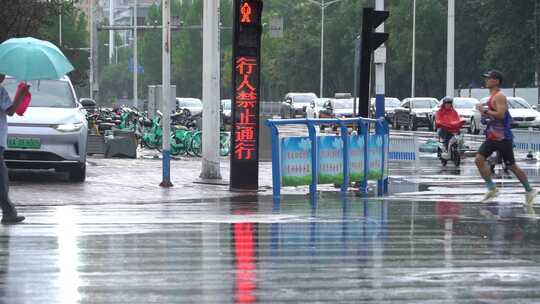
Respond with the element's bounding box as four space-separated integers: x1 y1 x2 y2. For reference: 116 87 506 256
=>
266 117 389 199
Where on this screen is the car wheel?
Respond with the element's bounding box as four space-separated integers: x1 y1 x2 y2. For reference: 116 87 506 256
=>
68 163 86 182
409 117 417 131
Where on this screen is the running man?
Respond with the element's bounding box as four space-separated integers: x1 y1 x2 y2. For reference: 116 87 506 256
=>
474 70 537 206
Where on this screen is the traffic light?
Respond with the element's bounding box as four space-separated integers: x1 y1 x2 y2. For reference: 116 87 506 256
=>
357 8 389 118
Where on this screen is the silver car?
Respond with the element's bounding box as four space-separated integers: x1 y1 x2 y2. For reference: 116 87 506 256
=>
176 97 203 116
280 92 318 119
470 96 540 134
3 76 88 182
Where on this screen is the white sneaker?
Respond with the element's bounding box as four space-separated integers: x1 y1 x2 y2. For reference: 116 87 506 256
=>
481 188 499 202
525 189 538 208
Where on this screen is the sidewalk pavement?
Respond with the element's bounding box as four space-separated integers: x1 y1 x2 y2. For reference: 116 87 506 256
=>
7 152 540 208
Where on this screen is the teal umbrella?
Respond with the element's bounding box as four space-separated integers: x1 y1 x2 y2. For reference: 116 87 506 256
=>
0 37 74 81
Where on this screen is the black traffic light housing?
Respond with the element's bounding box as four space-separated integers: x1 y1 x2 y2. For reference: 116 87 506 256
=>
357 8 389 118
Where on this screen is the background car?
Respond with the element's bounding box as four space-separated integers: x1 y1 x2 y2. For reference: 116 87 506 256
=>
331 98 355 118
370 97 401 121
176 97 203 116
393 97 439 131
280 92 317 119
470 96 540 134
306 98 330 119
3 76 88 182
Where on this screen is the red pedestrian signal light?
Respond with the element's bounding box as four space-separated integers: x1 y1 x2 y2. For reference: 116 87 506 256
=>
240 2 253 24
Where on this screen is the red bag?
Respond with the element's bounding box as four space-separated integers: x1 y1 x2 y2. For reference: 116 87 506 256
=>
14 82 31 116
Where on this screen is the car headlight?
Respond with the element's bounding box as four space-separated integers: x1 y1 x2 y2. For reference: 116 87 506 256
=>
55 122 84 132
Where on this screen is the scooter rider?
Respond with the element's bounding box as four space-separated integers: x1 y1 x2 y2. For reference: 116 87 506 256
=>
435 96 463 158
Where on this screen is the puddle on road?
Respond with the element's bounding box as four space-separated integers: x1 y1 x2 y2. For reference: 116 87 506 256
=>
3 194 540 303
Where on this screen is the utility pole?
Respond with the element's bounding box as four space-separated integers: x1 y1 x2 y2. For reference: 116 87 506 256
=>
352 36 361 116
109 0 114 64
320 0 325 98
89 0 98 99
133 0 138 108
200 0 222 180
59 6 62 47
536 0 540 108
306 0 348 98
160 0 173 187
411 0 416 97
374 0 386 109
446 0 455 97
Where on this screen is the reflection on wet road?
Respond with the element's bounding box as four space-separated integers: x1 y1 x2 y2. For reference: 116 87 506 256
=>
1 195 540 303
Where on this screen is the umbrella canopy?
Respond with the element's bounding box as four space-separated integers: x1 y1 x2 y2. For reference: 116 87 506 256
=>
0 37 74 81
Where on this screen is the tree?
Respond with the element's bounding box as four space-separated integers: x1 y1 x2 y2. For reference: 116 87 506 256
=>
0 0 65 43
1 1 90 95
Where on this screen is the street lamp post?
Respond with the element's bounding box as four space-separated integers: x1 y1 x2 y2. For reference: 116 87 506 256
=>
133 0 138 109
447 0 455 97
411 0 416 98
306 0 347 98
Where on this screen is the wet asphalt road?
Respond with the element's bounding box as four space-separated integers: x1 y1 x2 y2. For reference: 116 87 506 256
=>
2 128 540 303
1 195 540 303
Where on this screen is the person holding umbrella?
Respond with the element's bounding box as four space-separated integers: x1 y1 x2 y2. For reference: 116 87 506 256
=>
0 37 75 224
0 73 28 223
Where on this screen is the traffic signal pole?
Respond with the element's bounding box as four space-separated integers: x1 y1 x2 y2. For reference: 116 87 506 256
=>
355 6 388 195
357 8 389 118
374 0 386 121
374 0 387 195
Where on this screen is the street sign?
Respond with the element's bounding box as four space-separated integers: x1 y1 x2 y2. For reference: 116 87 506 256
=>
230 0 263 191
269 16 284 38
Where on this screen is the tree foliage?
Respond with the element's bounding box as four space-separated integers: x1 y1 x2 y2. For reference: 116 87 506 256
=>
80 0 540 103
0 1 90 94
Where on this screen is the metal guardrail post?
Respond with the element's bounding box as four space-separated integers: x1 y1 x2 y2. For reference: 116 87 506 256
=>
339 121 350 193
384 131 389 194
378 120 388 196
307 121 318 201
413 133 420 168
361 121 369 195
528 127 533 157
269 122 281 198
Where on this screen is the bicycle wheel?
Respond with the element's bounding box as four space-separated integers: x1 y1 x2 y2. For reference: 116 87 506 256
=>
170 133 188 156
219 132 230 156
189 132 202 157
